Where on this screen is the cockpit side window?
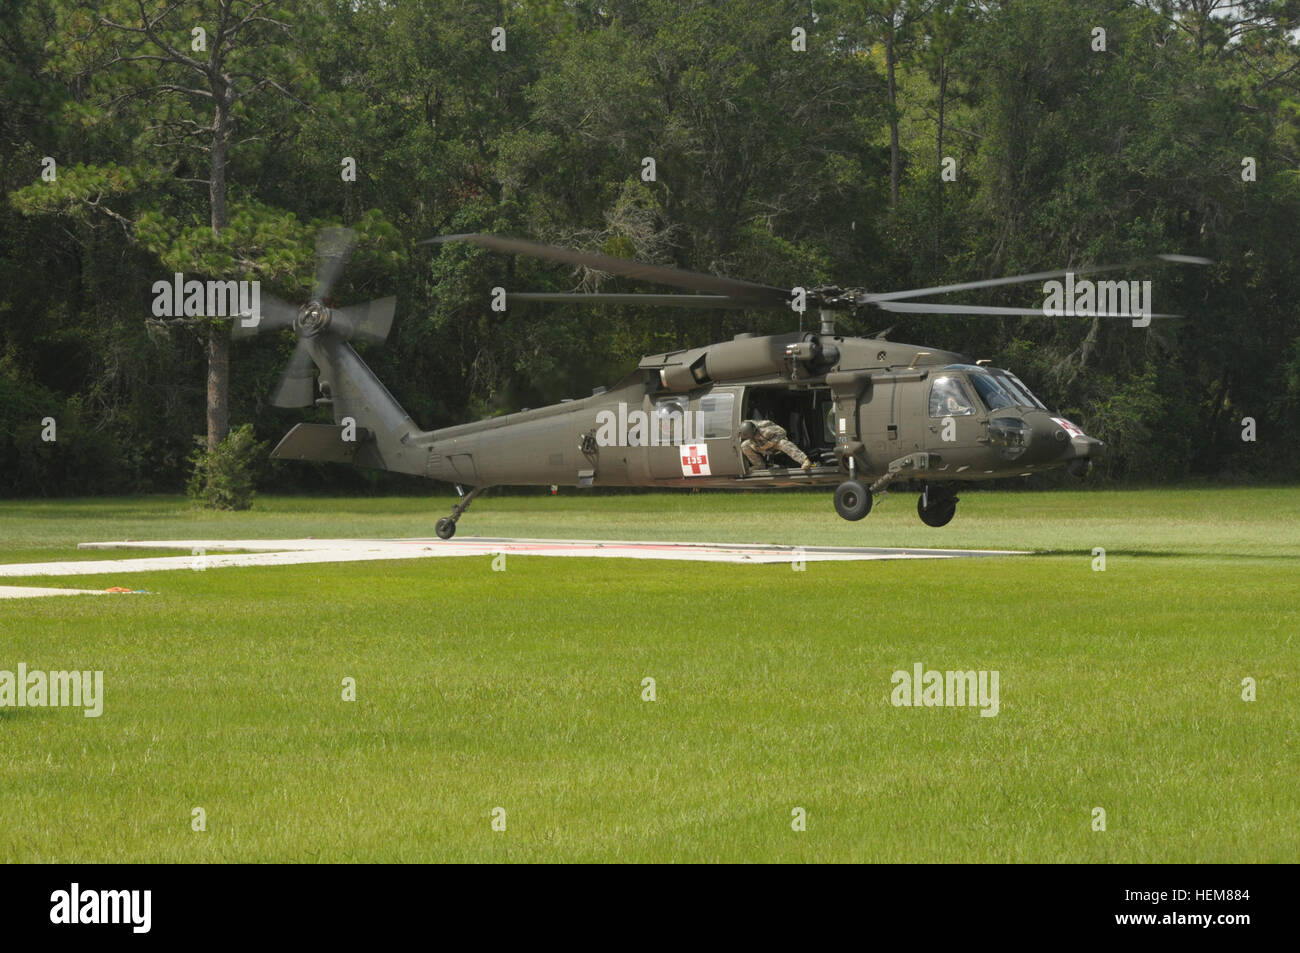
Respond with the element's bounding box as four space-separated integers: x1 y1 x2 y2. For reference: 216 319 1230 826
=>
929 377 976 417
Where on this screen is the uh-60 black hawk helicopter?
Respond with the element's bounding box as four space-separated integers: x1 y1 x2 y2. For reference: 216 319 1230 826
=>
243 229 1203 538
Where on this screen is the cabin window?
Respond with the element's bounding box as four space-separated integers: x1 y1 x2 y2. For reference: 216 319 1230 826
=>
929 377 976 417
696 393 734 439
653 399 687 445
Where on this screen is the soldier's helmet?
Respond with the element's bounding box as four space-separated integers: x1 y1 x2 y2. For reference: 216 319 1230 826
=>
739 420 757 439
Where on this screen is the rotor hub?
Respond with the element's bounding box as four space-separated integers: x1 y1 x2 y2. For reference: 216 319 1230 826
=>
295 300 331 336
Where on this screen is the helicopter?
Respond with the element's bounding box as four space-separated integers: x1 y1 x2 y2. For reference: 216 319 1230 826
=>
241 229 1204 538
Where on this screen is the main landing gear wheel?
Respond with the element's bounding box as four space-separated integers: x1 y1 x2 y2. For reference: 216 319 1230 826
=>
435 517 456 540
917 495 957 527
833 480 872 521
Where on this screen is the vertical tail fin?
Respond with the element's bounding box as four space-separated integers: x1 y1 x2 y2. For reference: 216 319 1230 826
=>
270 336 429 476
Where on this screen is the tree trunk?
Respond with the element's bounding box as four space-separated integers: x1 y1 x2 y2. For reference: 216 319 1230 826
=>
935 56 946 260
206 327 229 451
206 94 231 451
886 27 900 209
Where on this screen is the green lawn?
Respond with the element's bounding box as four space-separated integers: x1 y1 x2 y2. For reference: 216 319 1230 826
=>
0 487 1295 862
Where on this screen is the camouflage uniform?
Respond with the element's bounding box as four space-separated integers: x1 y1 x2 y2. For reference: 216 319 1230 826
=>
741 419 809 468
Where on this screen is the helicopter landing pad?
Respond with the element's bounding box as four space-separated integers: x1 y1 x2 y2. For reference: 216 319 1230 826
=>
0 538 1030 589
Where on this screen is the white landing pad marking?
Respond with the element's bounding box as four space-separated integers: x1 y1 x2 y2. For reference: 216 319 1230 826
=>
0 538 1031 584
0 585 110 599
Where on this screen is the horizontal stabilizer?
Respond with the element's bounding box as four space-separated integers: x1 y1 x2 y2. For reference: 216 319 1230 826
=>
271 422 378 465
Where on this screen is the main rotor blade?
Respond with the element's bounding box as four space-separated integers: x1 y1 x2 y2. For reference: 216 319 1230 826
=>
314 227 357 301
861 253 1211 304
332 296 396 344
508 292 772 309
270 339 316 408
873 301 1182 318
860 263 1135 304
231 294 298 339
425 233 791 307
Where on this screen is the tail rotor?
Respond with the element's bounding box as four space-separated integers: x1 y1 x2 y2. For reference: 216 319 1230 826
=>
234 226 396 408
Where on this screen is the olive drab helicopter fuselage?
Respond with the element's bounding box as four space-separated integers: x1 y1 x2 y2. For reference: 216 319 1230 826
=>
247 232 1200 538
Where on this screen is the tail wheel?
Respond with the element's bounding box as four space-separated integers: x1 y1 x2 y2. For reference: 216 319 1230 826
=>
435 518 456 540
917 496 957 527
833 480 872 521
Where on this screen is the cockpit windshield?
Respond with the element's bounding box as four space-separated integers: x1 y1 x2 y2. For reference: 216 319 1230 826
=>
995 372 1047 410
940 365 1048 411
968 373 1016 411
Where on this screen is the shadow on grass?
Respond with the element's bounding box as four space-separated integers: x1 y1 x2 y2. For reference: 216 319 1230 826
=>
1037 549 1300 560
0 707 42 723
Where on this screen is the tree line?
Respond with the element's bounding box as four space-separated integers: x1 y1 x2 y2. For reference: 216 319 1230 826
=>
2 0 1297 497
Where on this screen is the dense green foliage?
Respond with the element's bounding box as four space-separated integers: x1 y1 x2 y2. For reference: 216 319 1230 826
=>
185 421 263 509
2 0 1297 495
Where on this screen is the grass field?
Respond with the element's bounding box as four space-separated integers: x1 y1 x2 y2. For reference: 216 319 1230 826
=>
1 487 1296 862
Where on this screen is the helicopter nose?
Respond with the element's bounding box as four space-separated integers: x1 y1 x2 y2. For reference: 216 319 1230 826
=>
1047 417 1103 456
1010 413 1103 469
1043 416 1104 475
1069 433 1104 458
